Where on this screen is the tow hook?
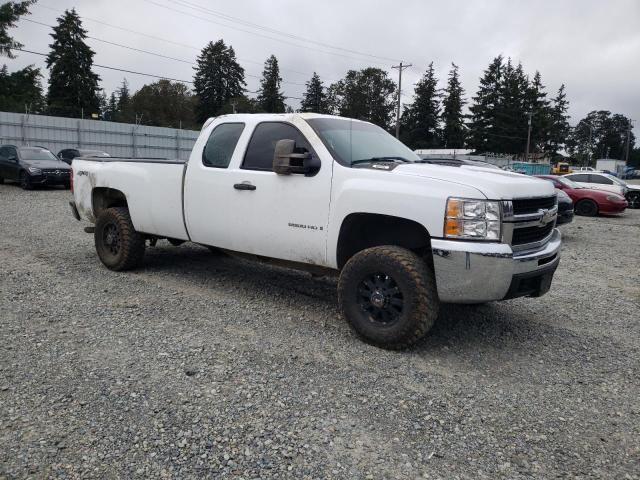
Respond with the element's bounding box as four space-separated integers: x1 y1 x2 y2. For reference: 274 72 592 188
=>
84 226 95 234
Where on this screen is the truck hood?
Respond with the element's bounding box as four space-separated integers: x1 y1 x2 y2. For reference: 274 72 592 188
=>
393 163 556 200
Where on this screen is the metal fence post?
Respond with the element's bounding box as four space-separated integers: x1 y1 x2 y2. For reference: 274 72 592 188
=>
132 126 137 158
77 120 82 148
175 129 180 160
21 114 27 145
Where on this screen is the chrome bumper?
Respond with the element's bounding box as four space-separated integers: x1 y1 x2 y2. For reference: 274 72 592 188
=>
431 228 562 303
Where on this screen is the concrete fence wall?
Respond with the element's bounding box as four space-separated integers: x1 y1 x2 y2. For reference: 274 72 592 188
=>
0 111 200 160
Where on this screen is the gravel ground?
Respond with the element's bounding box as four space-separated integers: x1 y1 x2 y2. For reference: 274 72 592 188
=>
1 183 639 479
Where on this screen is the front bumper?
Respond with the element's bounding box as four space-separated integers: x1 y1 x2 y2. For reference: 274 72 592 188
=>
556 208 574 225
29 173 70 185
431 228 561 303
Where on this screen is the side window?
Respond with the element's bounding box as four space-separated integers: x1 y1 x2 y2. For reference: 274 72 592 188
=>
202 123 245 168
242 122 312 171
589 174 613 185
0 147 8 161
570 174 588 182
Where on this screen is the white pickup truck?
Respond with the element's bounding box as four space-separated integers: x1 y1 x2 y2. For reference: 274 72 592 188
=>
70 113 561 349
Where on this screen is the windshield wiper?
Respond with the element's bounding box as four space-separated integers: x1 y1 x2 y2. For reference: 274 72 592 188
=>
351 156 410 165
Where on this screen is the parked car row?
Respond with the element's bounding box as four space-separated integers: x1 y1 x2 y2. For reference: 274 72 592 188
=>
561 172 640 209
0 144 111 189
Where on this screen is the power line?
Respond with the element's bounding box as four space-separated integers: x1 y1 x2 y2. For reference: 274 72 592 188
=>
141 0 395 67
14 48 303 101
13 48 196 83
22 17 308 87
165 0 401 63
31 4 314 78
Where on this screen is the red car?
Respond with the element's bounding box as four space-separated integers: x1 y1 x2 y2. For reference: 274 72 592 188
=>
536 175 628 216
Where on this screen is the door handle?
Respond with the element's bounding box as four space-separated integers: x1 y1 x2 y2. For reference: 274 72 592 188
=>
233 182 256 191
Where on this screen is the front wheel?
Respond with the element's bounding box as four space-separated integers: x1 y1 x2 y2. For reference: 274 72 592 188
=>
338 246 439 350
94 207 145 271
19 172 32 190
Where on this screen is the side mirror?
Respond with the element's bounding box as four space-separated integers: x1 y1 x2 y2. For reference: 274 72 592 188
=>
273 139 319 176
7 155 17 163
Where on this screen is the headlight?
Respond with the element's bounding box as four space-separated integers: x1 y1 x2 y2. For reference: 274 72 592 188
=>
445 198 501 240
606 194 624 202
28 167 42 174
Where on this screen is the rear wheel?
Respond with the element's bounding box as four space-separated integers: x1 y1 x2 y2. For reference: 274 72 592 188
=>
94 207 145 271
575 199 598 216
19 172 32 190
338 246 439 350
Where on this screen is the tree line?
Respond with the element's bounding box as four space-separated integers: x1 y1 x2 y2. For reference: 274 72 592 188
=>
1 4 637 164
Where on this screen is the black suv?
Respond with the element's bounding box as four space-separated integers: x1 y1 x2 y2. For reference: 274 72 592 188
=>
0 145 71 189
58 148 110 164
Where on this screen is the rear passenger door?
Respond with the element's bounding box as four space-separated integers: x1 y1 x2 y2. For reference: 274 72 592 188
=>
587 174 620 195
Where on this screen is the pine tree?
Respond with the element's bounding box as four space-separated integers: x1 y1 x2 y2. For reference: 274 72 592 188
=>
401 62 440 148
299 72 328 113
0 0 36 58
193 39 246 123
494 59 529 154
104 92 118 121
46 9 101 118
467 55 503 153
441 63 466 148
547 84 570 156
257 55 285 113
329 68 396 129
525 71 551 155
115 79 133 123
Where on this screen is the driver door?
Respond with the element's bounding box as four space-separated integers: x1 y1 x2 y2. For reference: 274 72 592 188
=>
184 120 332 266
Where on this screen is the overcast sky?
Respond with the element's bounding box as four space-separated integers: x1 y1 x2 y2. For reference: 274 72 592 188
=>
9 0 640 134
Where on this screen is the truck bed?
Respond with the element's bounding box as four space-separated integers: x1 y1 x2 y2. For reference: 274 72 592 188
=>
72 157 189 241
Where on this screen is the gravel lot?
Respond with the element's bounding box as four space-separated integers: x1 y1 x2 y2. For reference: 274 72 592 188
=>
1 183 639 479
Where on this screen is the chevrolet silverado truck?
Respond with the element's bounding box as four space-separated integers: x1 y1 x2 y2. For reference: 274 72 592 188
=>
69 113 561 349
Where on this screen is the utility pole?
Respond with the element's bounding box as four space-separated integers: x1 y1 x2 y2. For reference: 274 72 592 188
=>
624 120 634 163
525 111 532 161
392 61 412 139
586 122 593 167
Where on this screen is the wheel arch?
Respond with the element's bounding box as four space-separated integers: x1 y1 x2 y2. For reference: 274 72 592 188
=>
92 187 128 218
336 212 432 270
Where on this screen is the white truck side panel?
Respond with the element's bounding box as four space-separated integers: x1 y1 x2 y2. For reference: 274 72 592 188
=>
326 163 485 268
72 159 189 240
183 115 333 265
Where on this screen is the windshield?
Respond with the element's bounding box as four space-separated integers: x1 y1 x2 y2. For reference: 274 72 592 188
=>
556 176 581 189
306 117 420 166
606 175 627 187
19 148 60 162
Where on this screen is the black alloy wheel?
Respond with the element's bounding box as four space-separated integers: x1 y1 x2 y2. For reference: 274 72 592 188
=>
94 207 145 271
338 246 439 350
19 172 32 190
102 223 121 257
357 272 404 326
